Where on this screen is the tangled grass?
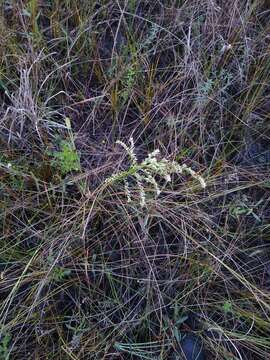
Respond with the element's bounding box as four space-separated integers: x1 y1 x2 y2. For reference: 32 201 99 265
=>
0 1 269 359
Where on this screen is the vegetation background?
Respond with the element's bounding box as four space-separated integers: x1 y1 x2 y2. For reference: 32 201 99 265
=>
0 0 269 359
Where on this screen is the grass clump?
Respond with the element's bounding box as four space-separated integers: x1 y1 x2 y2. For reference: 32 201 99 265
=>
0 1 270 359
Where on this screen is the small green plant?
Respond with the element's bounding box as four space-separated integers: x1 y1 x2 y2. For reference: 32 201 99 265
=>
51 266 71 282
127 0 137 13
121 63 137 104
163 303 188 343
50 117 81 176
229 197 261 222
105 138 206 207
0 330 11 360
65 316 91 351
263 181 270 188
222 300 233 314
47 254 71 282
52 140 81 175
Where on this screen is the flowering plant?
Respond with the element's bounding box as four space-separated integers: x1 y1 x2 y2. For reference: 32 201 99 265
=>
105 138 206 207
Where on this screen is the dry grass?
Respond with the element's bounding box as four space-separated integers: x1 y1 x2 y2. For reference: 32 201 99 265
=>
0 0 269 359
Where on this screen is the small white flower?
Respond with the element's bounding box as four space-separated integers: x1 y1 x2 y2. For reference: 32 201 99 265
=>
148 149 160 159
221 43 232 53
135 173 146 207
198 176 206 189
65 117 72 130
124 180 132 202
117 138 137 165
129 136 135 150
144 170 161 197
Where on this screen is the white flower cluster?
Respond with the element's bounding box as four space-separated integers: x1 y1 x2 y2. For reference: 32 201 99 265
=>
105 138 206 207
